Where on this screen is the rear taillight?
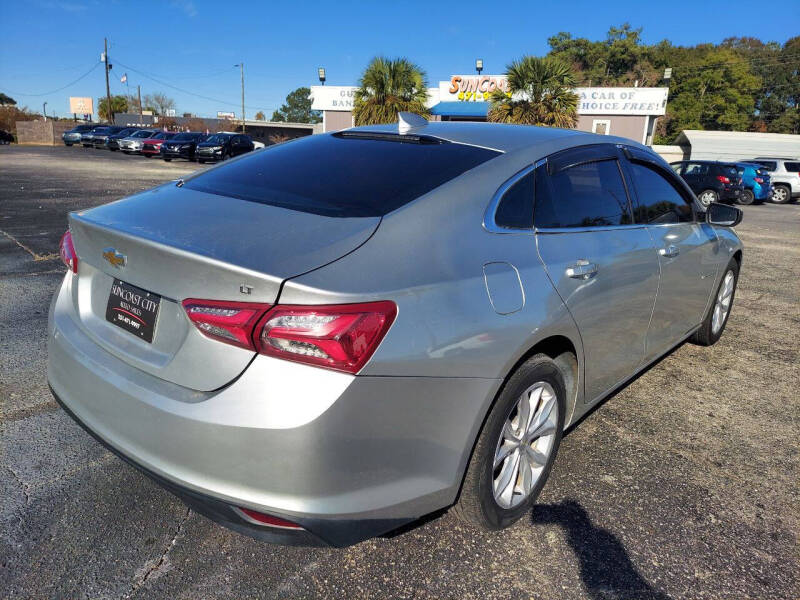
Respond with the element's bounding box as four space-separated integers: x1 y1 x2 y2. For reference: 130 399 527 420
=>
182 299 270 351
754 177 764 184
233 507 303 530
716 175 730 184
181 299 396 374
59 230 78 273
256 302 397 374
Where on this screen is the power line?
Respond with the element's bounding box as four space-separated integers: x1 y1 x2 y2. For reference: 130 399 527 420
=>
0 62 101 97
113 59 276 113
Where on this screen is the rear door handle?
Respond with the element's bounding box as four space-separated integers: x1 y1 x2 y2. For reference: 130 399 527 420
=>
659 245 679 258
566 259 598 279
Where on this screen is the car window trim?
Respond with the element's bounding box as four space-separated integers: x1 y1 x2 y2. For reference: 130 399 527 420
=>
483 159 544 235
619 146 701 222
534 145 636 231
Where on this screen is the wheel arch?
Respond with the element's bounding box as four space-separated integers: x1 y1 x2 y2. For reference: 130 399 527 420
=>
452 333 581 507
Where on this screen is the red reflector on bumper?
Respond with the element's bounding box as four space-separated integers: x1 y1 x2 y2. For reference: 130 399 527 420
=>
234 507 304 530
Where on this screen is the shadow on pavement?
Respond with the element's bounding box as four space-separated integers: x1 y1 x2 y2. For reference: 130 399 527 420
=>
532 500 671 600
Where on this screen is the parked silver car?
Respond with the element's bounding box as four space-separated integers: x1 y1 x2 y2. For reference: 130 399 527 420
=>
48 117 743 547
117 129 157 154
749 157 800 204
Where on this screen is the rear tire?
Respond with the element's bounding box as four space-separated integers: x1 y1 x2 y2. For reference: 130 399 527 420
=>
690 258 739 346
737 189 755 205
771 184 791 204
198 159 205 164
453 354 566 531
143 154 152 158
697 189 718 207
164 158 172 162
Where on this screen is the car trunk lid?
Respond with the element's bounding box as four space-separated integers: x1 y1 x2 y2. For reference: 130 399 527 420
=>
67 183 380 391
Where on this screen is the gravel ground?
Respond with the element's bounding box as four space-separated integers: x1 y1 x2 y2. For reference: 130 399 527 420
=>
1 145 798 599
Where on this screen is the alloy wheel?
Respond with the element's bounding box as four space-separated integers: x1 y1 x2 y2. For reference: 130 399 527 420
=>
772 187 789 203
492 382 558 509
698 191 716 207
712 270 735 334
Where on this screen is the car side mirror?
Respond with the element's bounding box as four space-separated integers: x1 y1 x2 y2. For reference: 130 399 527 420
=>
705 202 742 227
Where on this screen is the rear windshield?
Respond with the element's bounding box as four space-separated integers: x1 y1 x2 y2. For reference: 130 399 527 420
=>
131 130 152 138
184 133 501 217
756 161 777 171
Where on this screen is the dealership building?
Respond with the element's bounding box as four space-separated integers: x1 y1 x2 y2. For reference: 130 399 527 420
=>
311 75 668 145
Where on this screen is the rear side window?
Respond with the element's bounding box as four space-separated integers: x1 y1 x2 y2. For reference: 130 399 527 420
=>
535 159 632 228
684 163 709 176
494 171 534 229
628 163 694 224
784 162 800 172
184 133 501 217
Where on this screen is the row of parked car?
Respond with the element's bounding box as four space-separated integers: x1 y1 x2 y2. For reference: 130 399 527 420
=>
62 124 261 163
670 158 800 206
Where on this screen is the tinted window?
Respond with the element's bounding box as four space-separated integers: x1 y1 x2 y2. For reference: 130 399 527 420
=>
756 161 777 171
131 130 153 138
184 134 500 217
784 162 800 172
173 132 201 141
628 163 694 224
717 165 738 177
494 171 534 229
535 160 631 228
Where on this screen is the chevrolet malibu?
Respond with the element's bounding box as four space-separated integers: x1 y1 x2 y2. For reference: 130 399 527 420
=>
48 116 743 547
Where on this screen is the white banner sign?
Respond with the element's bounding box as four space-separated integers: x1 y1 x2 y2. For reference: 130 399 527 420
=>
310 86 357 111
575 87 668 116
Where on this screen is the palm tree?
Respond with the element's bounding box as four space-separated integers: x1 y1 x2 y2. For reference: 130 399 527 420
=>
353 57 430 126
488 56 579 128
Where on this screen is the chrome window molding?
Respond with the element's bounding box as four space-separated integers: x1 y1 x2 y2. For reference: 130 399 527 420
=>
483 159 545 235
535 224 646 234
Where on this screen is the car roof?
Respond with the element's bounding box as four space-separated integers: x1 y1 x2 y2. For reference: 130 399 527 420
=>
753 156 797 160
348 121 617 154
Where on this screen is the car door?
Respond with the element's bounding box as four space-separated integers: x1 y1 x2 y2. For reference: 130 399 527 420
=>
621 148 719 361
534 145 660 403
231 135 244 156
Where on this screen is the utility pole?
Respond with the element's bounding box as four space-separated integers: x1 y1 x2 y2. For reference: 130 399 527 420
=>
103 37 113 123
137 84 143 123
42 102 47 121
239 63 245 134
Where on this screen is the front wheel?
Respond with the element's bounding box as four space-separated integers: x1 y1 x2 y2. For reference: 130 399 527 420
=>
697 189 718 207
771 185 791 204
453 354 566 530
163 158 172 162
737 189 755 205
690 258 739 346
143 154 152 158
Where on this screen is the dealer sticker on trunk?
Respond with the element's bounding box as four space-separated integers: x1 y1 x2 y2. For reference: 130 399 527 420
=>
105 279 161 343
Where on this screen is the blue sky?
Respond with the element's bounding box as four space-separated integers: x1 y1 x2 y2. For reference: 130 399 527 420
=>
1 0 798 119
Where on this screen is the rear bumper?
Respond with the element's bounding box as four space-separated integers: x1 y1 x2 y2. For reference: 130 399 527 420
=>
47 273 497 546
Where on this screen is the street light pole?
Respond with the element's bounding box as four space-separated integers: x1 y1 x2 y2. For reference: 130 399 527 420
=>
235 63 245 134
137 84 143 123
42 102 47 121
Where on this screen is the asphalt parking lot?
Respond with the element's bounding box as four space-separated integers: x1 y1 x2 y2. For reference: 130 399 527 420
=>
1 145 798 599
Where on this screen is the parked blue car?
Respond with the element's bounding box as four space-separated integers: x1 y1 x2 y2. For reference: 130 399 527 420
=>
734 162 772 205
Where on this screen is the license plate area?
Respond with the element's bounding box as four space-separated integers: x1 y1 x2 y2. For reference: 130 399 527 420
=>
105 279 161 343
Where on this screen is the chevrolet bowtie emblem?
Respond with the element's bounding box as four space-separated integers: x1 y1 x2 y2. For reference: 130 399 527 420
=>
102 247 126 268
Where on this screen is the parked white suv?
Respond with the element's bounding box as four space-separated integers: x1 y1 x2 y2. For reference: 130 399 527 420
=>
751 157 800 204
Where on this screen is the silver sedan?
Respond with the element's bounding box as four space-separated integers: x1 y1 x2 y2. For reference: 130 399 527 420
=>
48 115 743 547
